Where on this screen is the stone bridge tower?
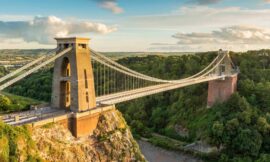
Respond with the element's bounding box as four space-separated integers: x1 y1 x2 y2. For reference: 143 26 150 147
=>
50 37 101 138
207 50 238 107
51 37 96 112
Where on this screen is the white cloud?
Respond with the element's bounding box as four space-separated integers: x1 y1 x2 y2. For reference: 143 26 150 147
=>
129 6 270 30
0 16 117 44
172 25 270 44
0 38 54 49
100 1 124 14
150 25 270 52
264 0 270 3
94 0 124 14
130 6 270 52
0 15 33 21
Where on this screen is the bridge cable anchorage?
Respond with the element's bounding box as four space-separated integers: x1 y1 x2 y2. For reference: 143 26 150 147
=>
0 48 58 84
90 49 227 84
0 47 72 91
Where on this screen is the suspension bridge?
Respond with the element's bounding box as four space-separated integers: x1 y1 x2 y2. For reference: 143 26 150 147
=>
0 37 238 137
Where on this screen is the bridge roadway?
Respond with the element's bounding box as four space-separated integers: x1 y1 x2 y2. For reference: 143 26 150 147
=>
1 107 69 126
1 75 225 126
96 75 225 105
1 105 116 126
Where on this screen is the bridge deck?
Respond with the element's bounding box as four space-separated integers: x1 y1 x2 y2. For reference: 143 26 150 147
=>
96 75 225 105
1 75 225 126
1 107 68 126
1 105 115 126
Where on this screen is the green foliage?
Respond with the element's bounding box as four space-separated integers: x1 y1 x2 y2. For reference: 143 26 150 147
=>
0 122 41 161
118 51 270 161
148 134 186 150
4 50 270 161
0 95 11 111
232 129 262 157
208 93 269 161
6 68 53 102
41 123 54 129
211 121 224 148
117 53 217 141
0 66 8 77
149 136 179 150
255 154 270 162
0 93 40 113
0 135 9 162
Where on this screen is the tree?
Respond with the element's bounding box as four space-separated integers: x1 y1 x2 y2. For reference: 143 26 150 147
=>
232 129 262 157
211 121 224 149
257 117 270 135
0 95 11 111
226 93 250 113
255 154 270 162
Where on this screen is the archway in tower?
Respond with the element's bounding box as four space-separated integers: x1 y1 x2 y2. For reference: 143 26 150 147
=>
61 57 71 77
60 57 71 110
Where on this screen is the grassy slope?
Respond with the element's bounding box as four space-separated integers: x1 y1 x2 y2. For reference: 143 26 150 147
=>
0 92 41 114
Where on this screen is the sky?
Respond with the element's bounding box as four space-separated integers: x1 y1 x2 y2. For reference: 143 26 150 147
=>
0 0 270 52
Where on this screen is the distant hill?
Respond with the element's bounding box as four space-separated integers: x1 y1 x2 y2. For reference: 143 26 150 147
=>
0 49 194 58
0 49 52 56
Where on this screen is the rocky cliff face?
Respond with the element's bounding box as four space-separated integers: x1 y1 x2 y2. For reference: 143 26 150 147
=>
32 110 145 162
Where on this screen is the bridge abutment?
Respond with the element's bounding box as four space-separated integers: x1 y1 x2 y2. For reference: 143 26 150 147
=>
207 74 237 107
32 105 115 138
72 111 100 137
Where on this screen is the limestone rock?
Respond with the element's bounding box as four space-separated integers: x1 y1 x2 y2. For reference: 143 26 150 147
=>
32 110 145 162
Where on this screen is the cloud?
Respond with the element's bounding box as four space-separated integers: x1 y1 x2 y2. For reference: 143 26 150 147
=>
95 0 124 14
0 16 117 44
191 0 222 5
100 1 124 14
172 25 270 44
265 0 270 3
129 6 270 30
137 6 270 51
0 15 33 21
151 43 176 46
150 25 270 52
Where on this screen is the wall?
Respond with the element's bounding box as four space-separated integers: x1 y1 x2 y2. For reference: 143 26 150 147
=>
207 74 238 107
31 105 115 138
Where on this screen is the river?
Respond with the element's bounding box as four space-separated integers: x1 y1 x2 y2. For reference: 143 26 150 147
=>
137 140 203 162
